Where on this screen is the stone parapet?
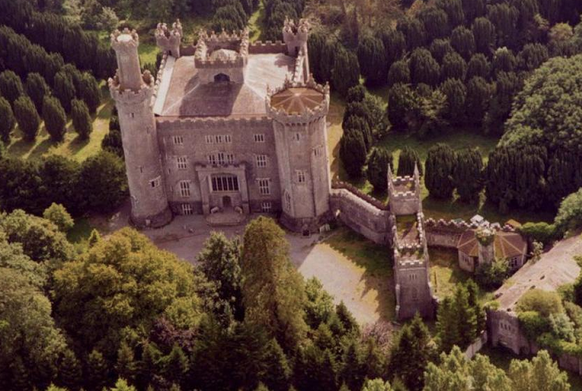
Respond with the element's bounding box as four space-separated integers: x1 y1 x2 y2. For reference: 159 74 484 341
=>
266 77 330 124
108 71 154 105
331 181 388 211
157 116 272 130
249 41 287 54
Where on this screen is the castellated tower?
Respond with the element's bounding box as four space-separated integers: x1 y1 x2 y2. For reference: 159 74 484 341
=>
267 77 331 233
109 29 172 228
155 20 183 58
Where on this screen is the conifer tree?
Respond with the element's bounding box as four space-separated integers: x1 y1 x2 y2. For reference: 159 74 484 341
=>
53 71 76 113
441 51 467 81
367 147 392 193
332 47 360 97
71 99 92 139
0 97 15 143
59 348 82 390
79 73 101 114
357 34 387 87
26 73 51 113
466 279 486 332
472 17 496 54
450 26 476 60
387 60 410 86
14 95 41 142
115 342 137 383
164 345 189 386
340 129 367 179
88 229 101 247
435 297 459 352
262 339 291 391
410 48 441 86
437 0 465 27
466 77 493 125
43 95 67 142
362 338 386 380
10 357 30 390
86 349 108 391
429 39 454 63
441 78 467 122
341 341 365 391
453 148 483 202
467 54 490 79
0 70 24 105
397 146 423 177
425 143 456 199
138 343 162 389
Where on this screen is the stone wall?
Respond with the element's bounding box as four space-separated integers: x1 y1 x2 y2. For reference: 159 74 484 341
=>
249 41 287 54
329 186 391 244
464 332 488 359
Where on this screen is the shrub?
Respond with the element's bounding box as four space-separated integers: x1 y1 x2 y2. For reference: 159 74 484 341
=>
516 289 564 317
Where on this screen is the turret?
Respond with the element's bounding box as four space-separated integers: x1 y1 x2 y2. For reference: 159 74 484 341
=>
109 29 172 228
476 227 495 266
267 77 331 233
155 20 183 58
282 18 310 56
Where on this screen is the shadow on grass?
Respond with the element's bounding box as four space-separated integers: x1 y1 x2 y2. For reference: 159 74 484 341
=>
67 217 95 244
325 227 396 322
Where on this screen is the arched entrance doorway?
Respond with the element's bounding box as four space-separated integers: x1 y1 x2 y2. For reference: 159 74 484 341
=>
222 195 232 209
214 73 230 83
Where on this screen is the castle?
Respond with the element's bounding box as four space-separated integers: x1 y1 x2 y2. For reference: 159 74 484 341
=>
109 20 527 322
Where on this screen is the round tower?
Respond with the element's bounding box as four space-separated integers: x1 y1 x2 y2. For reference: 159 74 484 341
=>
109 29 172 228
476 227 495 266
267 77 331 234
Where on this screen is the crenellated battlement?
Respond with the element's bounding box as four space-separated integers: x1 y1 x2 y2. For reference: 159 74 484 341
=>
152 52 169 102
282 18 310 55
111 28 139 51
108 70 154 104
331 181 388 211
156 115 272 130
266 77 330 124
424 218 517 233
249 41 287 54
155 20 183 57
194 28 249 67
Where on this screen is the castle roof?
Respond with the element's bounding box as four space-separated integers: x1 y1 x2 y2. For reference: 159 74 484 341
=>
457 229 527 259
155 52 295 117
270 87 325 115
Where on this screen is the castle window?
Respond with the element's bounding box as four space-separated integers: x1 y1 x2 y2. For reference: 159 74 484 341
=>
314 145 323 157
294 132 301 141
179 181 191 197
211 175 239 192
258 178 271 195
284 191 291 212
256 155 268 168
207 155 217 165
296 170 306 183
150 176 161 188
139 166 143 173
129 113 135 119
173 136 184 145
261 202 272 212
225 134 232 143
181 204 193 215
177 157 187 170
216 135 223 143
254 134 265 143
205 135 214 144
216 152 235 165
411 288 419 302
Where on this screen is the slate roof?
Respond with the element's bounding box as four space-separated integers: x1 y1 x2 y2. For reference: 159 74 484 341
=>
457 229 527 259
270 87 325 114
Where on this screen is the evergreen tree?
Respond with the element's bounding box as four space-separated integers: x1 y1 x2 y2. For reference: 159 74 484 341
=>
441 78 467 123
462 0 485 22
465 279 486 332
441 51 467 81
71 99 93 139
163 345 189 386
340 128 367 179
138 343 162 389
25 73 51 112
435 297 459 352
425 143 456 199
487 4 519 48
509 350 570 391
14 95 41 142
262 339 291 391
341 341 365 391
0 70 24 105
43 95 67 142
429 39 454 63
379 29 406 65
397 146 423 177
53 71 76 113
419 7 450 41
115 342 137 383
453 148 483 202
409 48 441 86
332 47 360 97
86 349 108 391
388 83 416 129
483 71 521 135
466 76 492 126
367 147 392 193
467 54 490 80
387 60 410 86
517 43 549 72
472 17 496 54
88 229 101 247
450 26 476 60
492 48 517 75
241 216 307 352
43 202 74 232
437 0 465 27
59 348 82 390
79 73 101 114
0 97 15 143
397 17 427 51
357 34 387 87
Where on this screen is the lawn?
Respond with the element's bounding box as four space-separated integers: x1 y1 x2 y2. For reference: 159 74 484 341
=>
248 0 267 42
6 94 114 163
324 227 396 321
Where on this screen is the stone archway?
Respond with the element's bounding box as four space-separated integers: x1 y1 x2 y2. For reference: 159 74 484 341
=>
214 73 230 83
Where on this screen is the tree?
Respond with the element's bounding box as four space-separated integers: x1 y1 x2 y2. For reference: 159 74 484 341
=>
418 7 450 41
380 29 406 65
516 289 563 317
110 378 138 391
397 17 427 51
198 232 243 322
43 95 67 142
25 73 50 112
163 344 189 385
0 97 15 143
387 60 410 86
441 51 467 81
467 54 490 80
425 143 456 199
389 314 436 391
492 47 517 74
429 39 454 63
555 188 582 234
453 148 483 202
475 257 509 289
43 203 74 233
450 26 475 60
53 228 203 356
340 341 365 391
501 55 582 153
59 348 82 390
466 77 492 125
332 47 360 97
437 0 464 27
487 4 519 48
14 95 41 141
367 147 392 193
0 70 24 105
484 71 520 135
86 349 109 391
262 339 291 391
79 73 101 114
424 347 511 391
0 268 66 388
517 43 549 72
303 277 335 329
53 71 76 113
508 350 570 391
397 146 423 177
472 17 496 54
241 217 307 351
357 34 386 87
441 78 467 123
78 151 127 213
362 378 393 391
340 129 367 178
410 48 441 86
71 99 92 139
462 0 485 22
